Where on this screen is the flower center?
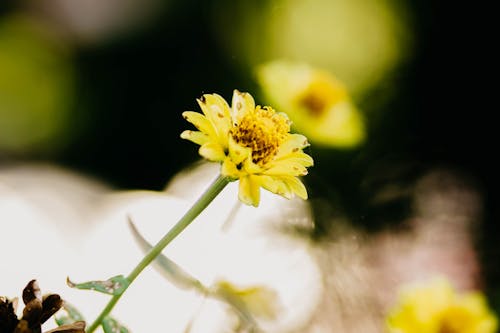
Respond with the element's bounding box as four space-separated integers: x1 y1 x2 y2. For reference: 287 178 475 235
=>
439 309 467 333
439 322 459 333
297 74 347 117
230 106 290 166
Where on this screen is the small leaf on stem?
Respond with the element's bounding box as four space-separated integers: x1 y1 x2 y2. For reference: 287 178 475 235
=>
66 276 129 295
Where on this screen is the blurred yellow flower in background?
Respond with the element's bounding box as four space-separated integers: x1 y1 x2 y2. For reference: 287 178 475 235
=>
386 278 498 333
257 61 365 148
213 0 411 98
181 90 313 207
212 280 281 321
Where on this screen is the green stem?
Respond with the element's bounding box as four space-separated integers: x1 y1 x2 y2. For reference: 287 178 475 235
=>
86 175 231 333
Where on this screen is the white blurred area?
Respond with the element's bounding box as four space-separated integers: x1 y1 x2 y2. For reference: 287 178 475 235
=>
0 162 323 332
0 162 485 332
0 163 112 313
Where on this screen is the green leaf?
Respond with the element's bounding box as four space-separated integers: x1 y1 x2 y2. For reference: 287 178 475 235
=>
54 302 85 326
102 317 130 333
127 217 207 293
66 275 129 295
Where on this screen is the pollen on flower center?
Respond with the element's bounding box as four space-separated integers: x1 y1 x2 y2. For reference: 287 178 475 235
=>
230 106 290 166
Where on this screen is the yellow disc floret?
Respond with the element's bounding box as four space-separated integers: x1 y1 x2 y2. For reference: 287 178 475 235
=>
230 106 290 166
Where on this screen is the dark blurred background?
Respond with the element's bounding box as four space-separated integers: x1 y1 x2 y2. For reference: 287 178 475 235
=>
1 0 497 313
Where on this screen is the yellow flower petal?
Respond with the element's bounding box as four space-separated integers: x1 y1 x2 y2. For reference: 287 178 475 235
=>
180 130 210 145
311 100 365 147
273 152 314 168
199 142 226 162
231 89 255 123
259 176 293 199
242 157 264 174
238 175 261 207
264 159 309 177
221 158 241 179
274 134 310 159
281 176 308 200
260 175 308 200
182 111 217 139
197 93 232 143
228 135 251 165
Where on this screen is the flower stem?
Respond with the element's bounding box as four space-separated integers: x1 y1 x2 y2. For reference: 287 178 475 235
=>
86 175 231 333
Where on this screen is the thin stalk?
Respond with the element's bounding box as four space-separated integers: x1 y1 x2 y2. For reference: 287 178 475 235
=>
86 175 230 332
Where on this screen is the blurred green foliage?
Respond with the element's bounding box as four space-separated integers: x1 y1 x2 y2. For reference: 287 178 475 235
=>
0 15 75 154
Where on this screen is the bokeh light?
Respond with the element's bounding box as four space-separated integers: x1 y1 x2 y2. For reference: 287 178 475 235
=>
213 0 411 98
0 14 75 154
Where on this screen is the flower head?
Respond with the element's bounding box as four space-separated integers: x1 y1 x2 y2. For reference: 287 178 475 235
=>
208 279 281 331
386 278 498 333
257 60 365 148
181 90 313 206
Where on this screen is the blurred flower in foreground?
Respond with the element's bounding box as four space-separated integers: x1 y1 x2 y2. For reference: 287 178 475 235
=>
181 90 313 206
257 61 365 148
0 280 85 333
386 278 498 333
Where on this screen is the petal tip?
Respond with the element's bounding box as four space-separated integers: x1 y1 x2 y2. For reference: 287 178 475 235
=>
180 130 190 139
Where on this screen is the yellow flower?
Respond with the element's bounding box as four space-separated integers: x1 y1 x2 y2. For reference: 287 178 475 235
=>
181 90 313 207
386 278 498 333
257 60 365 148
212 280 281 321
